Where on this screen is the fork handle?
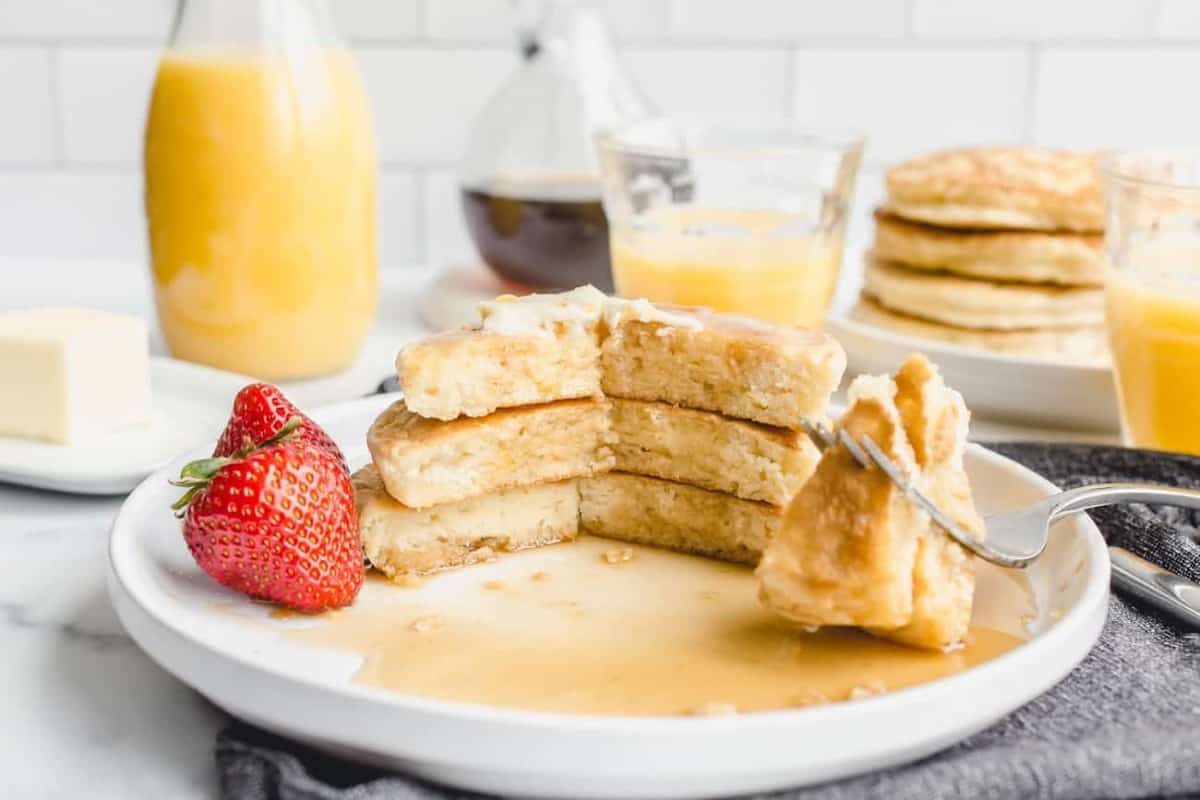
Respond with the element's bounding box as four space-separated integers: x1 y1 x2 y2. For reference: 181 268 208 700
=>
1047 482 1200 522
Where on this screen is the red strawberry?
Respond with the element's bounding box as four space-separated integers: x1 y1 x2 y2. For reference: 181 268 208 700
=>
173 430 363 612
214 383 344 468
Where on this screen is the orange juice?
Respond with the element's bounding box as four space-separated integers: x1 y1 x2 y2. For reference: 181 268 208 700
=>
1106 250 1200 454
144 49 377 379
610 208 841 327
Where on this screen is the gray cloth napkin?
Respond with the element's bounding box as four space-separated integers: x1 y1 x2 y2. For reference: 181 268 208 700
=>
216 443 1200 800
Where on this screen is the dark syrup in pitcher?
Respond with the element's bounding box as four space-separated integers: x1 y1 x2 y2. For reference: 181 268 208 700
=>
461 175 612 291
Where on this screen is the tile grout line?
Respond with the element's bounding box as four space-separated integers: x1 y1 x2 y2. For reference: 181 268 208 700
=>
1149 0 1167 37
0 162 138 175
415 0 430 42
11 36 1200 49
654 0 670 41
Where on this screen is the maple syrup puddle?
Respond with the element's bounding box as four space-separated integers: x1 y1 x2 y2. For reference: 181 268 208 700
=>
226 538 1032 717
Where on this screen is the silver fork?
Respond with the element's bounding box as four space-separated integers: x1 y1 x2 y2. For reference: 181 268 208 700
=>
801 419 1200 569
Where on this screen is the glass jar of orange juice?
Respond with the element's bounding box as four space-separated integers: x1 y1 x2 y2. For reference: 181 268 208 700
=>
596 119 863 328
144 0 377 379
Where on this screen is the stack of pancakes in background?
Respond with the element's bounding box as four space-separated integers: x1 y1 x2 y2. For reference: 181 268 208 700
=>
352 288 846 579
852 148 1109 365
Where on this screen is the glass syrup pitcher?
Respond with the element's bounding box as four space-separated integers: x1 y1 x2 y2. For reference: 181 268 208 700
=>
459 0 653 292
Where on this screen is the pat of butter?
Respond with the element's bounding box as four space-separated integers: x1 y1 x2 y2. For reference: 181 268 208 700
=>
479 286 607 337
478 285 703 338
0 308 152 444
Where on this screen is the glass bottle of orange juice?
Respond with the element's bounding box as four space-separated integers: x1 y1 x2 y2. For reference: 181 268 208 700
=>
144 0 377 379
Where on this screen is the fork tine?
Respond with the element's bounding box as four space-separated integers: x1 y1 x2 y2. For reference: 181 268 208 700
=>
836 429 872 469
856 434 993 562
800 418 837 452
804 421 1005 564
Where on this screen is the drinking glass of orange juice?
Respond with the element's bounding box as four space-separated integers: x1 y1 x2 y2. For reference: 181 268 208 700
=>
144 0 377 380
596 119 864 327
1102 150 1200 455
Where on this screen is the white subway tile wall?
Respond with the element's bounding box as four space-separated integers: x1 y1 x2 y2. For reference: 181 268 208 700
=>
1035 50 1200 149
792 48 1030 163
332 0 422 41
358 47 515 165
912 0 1155 40
0 0 172 40
426 0 661 42
377 171 421 266
665 0 908 41
0 48 56 165
0 172 144 259
0 0 1194 265
627 48 789 115
423 168 475 269
1158 0 1200 39
58 46 158 165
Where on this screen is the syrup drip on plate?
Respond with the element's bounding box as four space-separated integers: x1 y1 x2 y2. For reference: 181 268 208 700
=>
234 537 1033 717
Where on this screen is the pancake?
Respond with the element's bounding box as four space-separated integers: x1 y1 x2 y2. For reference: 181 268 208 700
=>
608 398 821 506
883 147 1103 232
396 286 700 421
601 307 846 430
579 472 785 566
867 356 981 651
757 355 981 651
396 329 601 422
353 466 579 579
756 373 924 630
849 296 1110 366
862 258 1104 330
872 211 1104 286
367 397 613 509
396 287 846 431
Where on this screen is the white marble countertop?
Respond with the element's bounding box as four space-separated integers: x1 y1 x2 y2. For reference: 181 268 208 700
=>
0 260 1115 799
0 260 432 799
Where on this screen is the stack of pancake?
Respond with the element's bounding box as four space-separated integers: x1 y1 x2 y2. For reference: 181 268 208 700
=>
352 286 846 579
851 147 1109 365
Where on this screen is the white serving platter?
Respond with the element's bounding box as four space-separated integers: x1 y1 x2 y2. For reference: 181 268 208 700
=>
827 311 1120 433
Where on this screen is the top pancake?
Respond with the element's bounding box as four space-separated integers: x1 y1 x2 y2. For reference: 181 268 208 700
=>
601 308 846 429
397 290 845 430
883 147 1104 233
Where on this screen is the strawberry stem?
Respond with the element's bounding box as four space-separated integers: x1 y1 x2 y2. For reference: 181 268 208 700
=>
178 457 232 482
170 484 206 514
170 416 304 516
233 416 302 458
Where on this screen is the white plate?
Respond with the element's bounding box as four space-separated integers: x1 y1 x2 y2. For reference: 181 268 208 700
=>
827 312 1120 432
108 395 1109 799
0 357 250 495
